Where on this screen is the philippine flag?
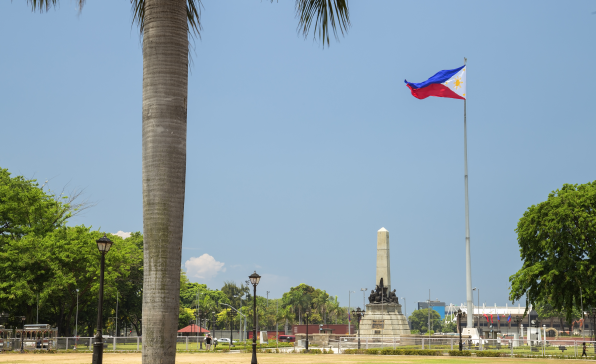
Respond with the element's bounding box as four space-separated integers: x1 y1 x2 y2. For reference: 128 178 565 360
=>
405 65 466 100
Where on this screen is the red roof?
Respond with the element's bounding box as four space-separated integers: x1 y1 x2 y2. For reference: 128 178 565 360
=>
177 324 210 333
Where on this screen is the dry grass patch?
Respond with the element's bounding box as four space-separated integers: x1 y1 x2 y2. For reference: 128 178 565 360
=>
0 352 590 364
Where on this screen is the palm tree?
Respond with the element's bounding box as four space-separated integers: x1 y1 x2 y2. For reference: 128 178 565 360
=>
327 295 341 324
22 1 350 363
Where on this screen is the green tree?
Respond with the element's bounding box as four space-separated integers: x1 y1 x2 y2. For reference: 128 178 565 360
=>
442 320 457 333
0 226 140 336
408 309 442 333
221 281 249 310
22 1 351 361
114 232 144 336
509 181 596 321
0 168 82 243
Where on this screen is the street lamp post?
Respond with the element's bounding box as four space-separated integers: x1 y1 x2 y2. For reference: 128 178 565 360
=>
92 234 113 364
19 316 26 353
249 271 261 364
351 307 365 349
227 309 236 347
455 309 466 351
304 309 311 352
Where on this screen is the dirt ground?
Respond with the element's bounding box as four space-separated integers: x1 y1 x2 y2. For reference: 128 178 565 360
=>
0 353 594 364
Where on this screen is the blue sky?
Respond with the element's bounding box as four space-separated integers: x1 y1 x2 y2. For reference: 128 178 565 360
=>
1 1 595 314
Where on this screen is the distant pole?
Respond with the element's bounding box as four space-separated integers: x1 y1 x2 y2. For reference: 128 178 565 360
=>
463 57 474 328
115 292 118 337
76 289 79 337
428 289 431 341
348 291 355 335
37 293 39 324
580 287 584 340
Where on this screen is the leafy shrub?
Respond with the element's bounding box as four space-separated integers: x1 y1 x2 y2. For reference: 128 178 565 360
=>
449 350 471 356
380 347 396 355
366 348 379 355
476 351 502 357
402 349 441 356
343 349 365 354
307 348 322 354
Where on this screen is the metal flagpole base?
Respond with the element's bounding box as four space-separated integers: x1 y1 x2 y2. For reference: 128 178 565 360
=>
92 340 103 364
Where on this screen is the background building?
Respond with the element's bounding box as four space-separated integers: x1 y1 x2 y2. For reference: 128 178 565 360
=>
418 300 446 319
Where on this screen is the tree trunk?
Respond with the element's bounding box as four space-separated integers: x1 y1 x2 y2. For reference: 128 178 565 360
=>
141 0 188 363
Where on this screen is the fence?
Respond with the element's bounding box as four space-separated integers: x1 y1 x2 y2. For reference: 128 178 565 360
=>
3 335 596 357
336 336 596 357
0 336 238 352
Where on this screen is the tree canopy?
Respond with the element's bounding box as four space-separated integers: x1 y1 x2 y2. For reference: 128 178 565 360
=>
408 308 443 333
509 181 596 320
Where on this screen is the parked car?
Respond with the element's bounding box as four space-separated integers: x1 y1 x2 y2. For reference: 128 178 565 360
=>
278 335 295 343
217 338 231 344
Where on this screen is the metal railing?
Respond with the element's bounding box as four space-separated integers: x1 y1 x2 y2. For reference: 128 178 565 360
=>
336 336 596 357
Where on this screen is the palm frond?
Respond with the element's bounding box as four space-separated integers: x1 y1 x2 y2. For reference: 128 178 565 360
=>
27 0 86 12
130 0 202 37
295 0 350 47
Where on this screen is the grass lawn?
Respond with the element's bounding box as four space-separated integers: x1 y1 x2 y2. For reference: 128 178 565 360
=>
0 353 594 364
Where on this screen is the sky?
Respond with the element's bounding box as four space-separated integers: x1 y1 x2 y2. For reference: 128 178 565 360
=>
1 1 595 315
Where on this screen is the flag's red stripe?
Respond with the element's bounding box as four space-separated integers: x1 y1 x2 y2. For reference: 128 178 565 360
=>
407 83 464 100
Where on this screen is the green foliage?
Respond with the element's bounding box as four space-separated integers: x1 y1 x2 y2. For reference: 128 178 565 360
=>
442 320 458 333
408 309 443 333
0 168 73 243
0 225 141 336
509 181 596 321
221 280 249 309
449 350 471 356
476 351 502 357
345 348 442 356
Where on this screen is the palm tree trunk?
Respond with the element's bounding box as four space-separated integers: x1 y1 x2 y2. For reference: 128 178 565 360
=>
141 0 188 363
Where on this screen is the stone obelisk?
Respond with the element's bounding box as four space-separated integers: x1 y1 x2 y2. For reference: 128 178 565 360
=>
376 228 391 293
358 227 410 337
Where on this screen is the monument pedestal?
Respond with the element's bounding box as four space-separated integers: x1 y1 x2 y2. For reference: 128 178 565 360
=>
358 303 410 336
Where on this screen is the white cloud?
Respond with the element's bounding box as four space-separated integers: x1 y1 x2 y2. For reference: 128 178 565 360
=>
185 254 226 280
113 231 131 239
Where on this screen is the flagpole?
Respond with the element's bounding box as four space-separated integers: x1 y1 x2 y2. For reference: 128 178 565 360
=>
463 57 474 328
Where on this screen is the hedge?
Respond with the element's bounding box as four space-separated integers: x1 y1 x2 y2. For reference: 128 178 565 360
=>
449 350 471 356
343 348 441 356
476 351 502 357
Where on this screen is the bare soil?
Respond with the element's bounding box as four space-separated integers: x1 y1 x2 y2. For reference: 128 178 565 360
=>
0 353 590 364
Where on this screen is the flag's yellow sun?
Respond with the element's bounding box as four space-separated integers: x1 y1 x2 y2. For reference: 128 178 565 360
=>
454 77 463 89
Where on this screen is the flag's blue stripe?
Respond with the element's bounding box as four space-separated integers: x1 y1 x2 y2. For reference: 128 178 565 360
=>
404 65 465 89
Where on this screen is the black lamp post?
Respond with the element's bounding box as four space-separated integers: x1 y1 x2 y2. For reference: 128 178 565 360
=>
249 271 261 364
227 309 236 347
19 316 26 353
304 309 311 352
351 307 365 349
92 234 113 364
455 309 466 351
